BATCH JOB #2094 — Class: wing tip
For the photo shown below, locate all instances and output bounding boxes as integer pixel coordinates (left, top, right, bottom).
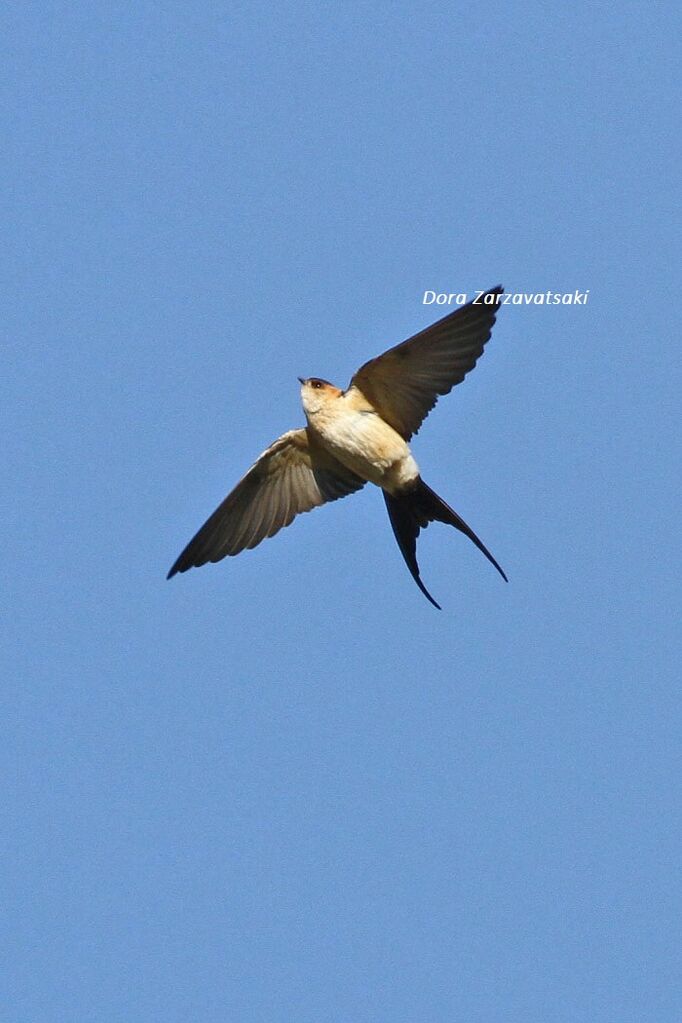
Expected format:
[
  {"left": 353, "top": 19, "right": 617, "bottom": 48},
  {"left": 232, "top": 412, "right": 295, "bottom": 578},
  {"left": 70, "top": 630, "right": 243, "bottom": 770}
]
[
  {"left": 167, "top": 552, "right": 197, "bottom": 579},
  {"left": 476, "top": 284, "right": 504, "bottom": 309}
]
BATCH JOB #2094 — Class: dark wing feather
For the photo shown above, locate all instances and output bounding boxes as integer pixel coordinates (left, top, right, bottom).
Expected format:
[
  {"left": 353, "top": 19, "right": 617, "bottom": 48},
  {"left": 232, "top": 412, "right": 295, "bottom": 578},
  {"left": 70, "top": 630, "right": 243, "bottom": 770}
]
[
  {"left": 167, "top": 428, "right": 364, "bottom": 577},
  {"left": 349, "top": 286, "right": 503, "bottom": 439}
]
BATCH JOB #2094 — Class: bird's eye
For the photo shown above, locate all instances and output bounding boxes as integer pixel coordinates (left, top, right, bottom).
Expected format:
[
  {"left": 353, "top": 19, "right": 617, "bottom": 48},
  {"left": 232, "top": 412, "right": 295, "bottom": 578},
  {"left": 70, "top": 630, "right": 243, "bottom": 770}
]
[{"left": 312, "top": 380, "right": 323, "bottom": 389}]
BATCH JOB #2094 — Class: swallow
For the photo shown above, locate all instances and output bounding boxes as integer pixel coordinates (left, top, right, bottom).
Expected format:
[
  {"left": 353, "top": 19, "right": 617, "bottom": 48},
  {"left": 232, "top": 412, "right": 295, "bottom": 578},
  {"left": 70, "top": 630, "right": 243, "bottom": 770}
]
[{"left": 168, "top": 286, "right": 507, "bottom": 608}]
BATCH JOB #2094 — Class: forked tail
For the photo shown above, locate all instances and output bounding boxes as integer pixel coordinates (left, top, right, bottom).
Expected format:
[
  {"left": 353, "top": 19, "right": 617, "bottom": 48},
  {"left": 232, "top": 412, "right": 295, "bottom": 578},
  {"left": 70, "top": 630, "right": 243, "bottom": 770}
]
[{"left": 383, "top": 478, "right": 507, "bottom": 610}]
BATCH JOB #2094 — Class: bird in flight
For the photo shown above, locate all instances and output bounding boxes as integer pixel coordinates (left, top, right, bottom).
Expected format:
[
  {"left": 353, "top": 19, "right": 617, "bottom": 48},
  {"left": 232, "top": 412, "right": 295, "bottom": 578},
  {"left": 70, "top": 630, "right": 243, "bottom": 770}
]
[{"left": 168, "top": 287, "right": 507, "bottom": 608}]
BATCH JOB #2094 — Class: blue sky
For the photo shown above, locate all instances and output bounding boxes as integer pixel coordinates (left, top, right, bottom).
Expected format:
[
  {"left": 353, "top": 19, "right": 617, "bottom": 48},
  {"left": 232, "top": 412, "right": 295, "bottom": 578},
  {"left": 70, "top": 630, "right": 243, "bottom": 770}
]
[{"left": 3, "top": 3, "right": 680, "bottom": 1020}]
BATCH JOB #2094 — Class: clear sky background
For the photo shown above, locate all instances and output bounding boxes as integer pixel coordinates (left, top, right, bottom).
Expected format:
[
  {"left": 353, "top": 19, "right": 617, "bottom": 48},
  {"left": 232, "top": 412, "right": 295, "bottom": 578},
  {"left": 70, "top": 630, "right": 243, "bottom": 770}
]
[{"left": 3, "top": 3, "right": 680, "bottom": 1021}]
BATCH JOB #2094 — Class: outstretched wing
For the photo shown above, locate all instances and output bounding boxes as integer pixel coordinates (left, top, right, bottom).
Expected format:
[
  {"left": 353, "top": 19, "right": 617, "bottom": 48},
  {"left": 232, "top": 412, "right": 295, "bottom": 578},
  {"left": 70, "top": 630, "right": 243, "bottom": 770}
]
[
  {"left": 348, "top": 286, "right": 503, "bottom": 440},
  {"left": 167, "top": 428, "right": 365, "bottom": 577}
]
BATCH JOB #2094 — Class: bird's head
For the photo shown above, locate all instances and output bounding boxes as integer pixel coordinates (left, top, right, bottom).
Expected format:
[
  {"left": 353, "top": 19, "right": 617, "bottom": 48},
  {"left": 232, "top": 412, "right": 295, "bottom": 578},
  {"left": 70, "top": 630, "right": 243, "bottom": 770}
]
[{"left": 298, "top": 377, "right": 342, "bottom": 415}]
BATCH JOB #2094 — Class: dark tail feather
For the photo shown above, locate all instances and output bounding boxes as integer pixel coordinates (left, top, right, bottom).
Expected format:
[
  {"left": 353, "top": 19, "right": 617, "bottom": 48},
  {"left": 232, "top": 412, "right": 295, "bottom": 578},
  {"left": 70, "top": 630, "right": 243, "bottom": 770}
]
[{"left": 383, "top": 478, "right": 507, "bottom": 609}]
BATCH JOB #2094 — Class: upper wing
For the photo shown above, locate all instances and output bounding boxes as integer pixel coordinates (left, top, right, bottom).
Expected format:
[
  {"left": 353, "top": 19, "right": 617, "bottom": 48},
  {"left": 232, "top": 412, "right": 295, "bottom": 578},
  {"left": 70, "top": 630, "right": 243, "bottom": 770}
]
[
  {"left": 167, "top": 428, "right": 365, "bottom": 577},
  {"left": 348, "top": 286, "right": 504, "bottom": 440}
]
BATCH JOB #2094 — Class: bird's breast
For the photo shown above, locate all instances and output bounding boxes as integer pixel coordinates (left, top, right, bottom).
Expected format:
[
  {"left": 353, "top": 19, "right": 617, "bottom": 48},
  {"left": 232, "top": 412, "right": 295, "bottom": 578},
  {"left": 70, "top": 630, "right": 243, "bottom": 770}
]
[{"left": 308, "top": 405, "right": 418, "bottom": 491}]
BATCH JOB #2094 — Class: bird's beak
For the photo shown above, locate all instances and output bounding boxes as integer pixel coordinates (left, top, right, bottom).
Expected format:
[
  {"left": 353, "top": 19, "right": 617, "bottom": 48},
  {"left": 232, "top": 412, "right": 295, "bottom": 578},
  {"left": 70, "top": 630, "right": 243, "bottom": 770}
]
[{"left": 297, "top": 376, "right": 306, "bottom": 385}]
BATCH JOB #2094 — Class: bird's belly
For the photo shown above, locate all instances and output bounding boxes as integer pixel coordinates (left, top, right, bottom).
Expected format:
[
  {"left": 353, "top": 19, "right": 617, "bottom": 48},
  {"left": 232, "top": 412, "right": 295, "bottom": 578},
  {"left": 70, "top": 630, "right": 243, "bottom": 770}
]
[{"left": 312, "top": 410, "right": 419, "bottom": 491}]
